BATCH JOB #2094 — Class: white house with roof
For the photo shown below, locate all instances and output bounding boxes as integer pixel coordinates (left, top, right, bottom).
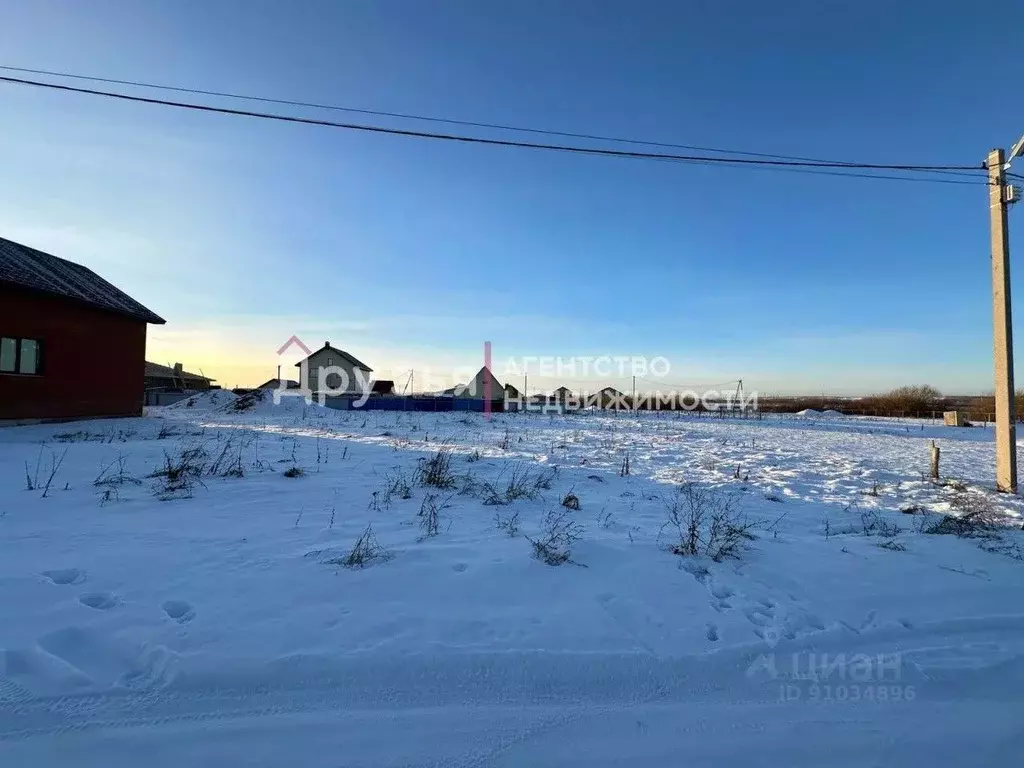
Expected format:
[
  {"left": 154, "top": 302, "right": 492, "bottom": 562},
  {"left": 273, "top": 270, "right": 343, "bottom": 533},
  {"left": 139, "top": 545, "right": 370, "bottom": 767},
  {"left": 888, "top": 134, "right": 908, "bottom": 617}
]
[{"left": 295, "top": 341, "right": 373, "bottom": 395}]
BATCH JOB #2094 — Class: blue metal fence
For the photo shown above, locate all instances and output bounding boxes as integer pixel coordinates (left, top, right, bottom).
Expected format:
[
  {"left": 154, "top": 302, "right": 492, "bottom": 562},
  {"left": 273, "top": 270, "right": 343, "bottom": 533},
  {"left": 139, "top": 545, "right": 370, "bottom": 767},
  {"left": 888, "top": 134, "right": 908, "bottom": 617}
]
[{"left": 323, "top": 396, "right": 504, "bottom": 412}]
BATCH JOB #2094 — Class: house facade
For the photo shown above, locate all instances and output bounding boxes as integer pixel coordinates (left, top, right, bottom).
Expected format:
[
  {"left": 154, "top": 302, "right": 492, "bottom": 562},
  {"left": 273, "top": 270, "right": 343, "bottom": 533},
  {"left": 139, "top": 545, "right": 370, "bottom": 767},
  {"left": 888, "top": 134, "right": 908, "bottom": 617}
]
[
  {"left": 296, "top": 342, "right": 373, "bottom": 396},
  {"left": 0, "top": 237, "right": 165, "bottom": 421},
  {"left": 454, "top": 367, "right": 503, "bottom": 400}
]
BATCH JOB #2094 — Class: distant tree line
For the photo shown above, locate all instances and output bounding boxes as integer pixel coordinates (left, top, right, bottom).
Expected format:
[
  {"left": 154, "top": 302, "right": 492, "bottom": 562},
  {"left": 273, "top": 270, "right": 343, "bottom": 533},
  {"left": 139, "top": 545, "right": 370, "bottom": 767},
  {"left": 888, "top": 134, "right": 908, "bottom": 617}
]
[{"left": 760, "top": 384, "right": 1024, "bottom": 422}]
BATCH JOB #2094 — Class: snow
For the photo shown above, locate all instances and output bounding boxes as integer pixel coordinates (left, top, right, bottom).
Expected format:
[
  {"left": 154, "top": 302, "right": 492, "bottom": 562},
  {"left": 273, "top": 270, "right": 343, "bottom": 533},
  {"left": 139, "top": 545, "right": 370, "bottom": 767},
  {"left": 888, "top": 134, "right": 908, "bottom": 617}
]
[
  {"left": 164, "top": 389, "right": 237, "bottom": 411},
  {"left": 2, "top": 408, "right": 1024, "bottom": 766},
  {"left": 797, "top": 408, "right": 847, "bottom": 419},
  {"left": 219, "top": 387, "right": 322, "bottom": 415}
]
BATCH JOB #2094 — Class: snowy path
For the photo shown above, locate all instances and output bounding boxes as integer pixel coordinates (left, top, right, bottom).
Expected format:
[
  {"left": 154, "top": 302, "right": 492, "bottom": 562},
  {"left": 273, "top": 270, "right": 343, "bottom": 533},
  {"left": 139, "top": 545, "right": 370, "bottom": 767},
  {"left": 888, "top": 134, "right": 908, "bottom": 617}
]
[
  {"left": 2, "top": 402, "right": 1024, "bottom": 765},
  {"left": 3, "top": 625, "right": 1023, "bottom": 767}
]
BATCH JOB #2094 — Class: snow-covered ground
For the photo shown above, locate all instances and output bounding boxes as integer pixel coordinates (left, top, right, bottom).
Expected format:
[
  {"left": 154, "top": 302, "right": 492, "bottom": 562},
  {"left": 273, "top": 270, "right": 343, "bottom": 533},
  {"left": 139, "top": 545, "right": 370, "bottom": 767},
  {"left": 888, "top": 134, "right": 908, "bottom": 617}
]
[{"left": 3, "top": 397, "right": 1024, "bottom": 766}]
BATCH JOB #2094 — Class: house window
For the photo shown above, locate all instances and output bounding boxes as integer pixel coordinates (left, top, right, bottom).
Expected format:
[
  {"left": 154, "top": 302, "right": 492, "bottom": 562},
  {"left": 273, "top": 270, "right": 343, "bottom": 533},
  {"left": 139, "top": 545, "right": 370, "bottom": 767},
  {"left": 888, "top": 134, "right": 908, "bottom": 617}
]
[
  {"left": 0, "top": 337, "right": 42, "bottom": 375},
  {"left": 327, "top": 357, "right": 334, "bottom": 366},
  {"left": 0, "top": 338, "right": 14, "bottom": 372}
]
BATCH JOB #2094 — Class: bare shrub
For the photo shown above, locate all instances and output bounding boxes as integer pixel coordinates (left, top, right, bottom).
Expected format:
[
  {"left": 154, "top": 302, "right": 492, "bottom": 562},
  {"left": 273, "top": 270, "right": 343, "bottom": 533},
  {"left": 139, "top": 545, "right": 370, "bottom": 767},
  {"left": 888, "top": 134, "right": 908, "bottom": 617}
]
[
  {"left": 922, "top": 511, "right": 997, "bottom": 538},
  {"left": 383, "top": 468, "right": 413, "bottom": 504},
  {"left": 94, "top": 454, "right": 140, "bottom": 488},
  {"left": 150, "top": 444, "right": 208, "bottom": 499},
  {"left": 619, "top": 453, "right": 631, "bottom": 477},
  {"left": 418, "top": 493, "right": 442, "bottom": 539},
  {"left": 533, "top": 466, "right": 557, "bottom": 491},
  {"left": 208, "top": 437, "right": 245, "bottom": 478},
  {"left": 25, "top": 446, "right": 69, "bottom": 497},
  {"left": 527, "top": 508, "right": 584, "bottom": 566},
  {"left": 494, "top": 508, "right": 520, "bottom": 537},
  {"left": 39, "top": 448, "right": 68, "bottom": 498},
  {"left": 859, "top": 510, "right": 901, "bottom": 538},
  {"left": 456, "top": 472, "right": 480, "bottom": 497},
  {"left": 327, "top": 524, "right": 392, "bottom": 569},
  {"left": 659, "top": 483, "right": 757, "bottom": 562},
  {"left": 484, "top": 464, "right": 528, "bottom": 505},
  {"left": 417, "top": 449, "right": 456, "bottom": 489},
  {"left": 156, "top": 423, "right": 179, "bottom": 440},
  {"left": 467, "top": 449, "right": 482, "bottom": 463},
  {"left": 978, "top": 538, "right": 1024, "bottom": 560},
  {"left": 283, "top": 466, "right": 305, "bottom": 478},
  {"left": 24, "top": 446, "right": 43, "bottom": 491},
  {"left": 878, "top": 540, "right": 907, "bottom": 552},
  {"left": 561, "top": 491, "right": 580, "bottom": 510}
]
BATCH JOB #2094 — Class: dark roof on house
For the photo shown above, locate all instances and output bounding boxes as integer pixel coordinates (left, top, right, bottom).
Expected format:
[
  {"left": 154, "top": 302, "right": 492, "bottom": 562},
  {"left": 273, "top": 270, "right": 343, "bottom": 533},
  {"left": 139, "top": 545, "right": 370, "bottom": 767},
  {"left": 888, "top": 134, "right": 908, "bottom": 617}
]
[
  {"left": 145, "top": 362, "right": 213, "bottom": 383},
  {"left": 294, "top": 342, "right": 372, "bottom": 372},
  {"left": 504, "top": 383, "right": 521, "bottom": 396},
  {"left": 370, "top": 380, "right": 395, "bottom": 394},
  {"left": 0, "top": 236, "right": 165, "bottom": 324},
  {"left": 257, "top": 378, "right": 299, "bottom": 389},
  {"left": 600, "top": 387, "right": 625, "bottom": 395}
]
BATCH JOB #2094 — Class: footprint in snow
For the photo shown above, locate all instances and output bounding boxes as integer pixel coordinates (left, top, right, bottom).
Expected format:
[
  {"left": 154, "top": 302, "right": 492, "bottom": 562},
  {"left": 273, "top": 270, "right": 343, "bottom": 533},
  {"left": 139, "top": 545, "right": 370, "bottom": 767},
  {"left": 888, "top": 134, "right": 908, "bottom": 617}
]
[
  {"left": 43, "top": 568, "right": 85, "bottom": 585},
  {"left": 162, "top": 600, "right": 195, "bottom": 624},
  {"left": 710, "top": 585, "right": 734, "bottom": 600},
  {"left": 79, "top": 592, "right": 118, "bottom": 610},
  {"left": 744, "top": 607, "right": 772, "bottom": 627}
]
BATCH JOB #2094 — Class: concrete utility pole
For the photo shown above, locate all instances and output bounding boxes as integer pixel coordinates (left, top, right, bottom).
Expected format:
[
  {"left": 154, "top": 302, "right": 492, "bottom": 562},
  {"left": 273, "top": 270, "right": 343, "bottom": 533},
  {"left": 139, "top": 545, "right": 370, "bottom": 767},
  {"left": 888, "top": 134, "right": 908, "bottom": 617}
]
[{"left": 988, "top": 138, "right": 1024, "bottom": 492}]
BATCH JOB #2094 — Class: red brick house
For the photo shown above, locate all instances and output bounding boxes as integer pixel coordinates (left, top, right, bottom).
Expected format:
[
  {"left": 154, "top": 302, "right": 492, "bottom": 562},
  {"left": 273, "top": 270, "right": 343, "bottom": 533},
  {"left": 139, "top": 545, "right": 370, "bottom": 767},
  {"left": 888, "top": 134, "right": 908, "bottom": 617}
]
[{"left": 0, "top": 236, "right": 165, "bottom": 422}]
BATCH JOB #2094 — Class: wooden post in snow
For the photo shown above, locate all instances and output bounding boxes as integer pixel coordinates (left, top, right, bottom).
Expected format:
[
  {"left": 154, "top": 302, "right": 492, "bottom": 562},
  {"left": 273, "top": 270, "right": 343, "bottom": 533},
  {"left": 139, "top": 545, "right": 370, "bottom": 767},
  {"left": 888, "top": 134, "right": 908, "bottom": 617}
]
[{"left": 930, "top": 441, "right": 941, "bottom": 481}]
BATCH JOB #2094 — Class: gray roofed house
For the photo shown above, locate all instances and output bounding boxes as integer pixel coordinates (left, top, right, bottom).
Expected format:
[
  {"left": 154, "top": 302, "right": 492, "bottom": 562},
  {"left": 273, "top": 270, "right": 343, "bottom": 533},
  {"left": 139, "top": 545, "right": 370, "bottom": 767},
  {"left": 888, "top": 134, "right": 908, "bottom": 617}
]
[
  {"left": 295, "top": 341, "right": 373, "bottom": 395},
  {"left": 453, "top": 367, "right": 503, "bottom": 400}
]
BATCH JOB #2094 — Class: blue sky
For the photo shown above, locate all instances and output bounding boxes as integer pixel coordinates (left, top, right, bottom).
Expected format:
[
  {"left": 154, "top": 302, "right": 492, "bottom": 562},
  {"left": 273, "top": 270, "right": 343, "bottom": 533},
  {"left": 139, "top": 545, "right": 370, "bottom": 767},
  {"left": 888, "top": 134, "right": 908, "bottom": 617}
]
[{"left": 1, "top": 0, "right": 1022, "bottom": 394}]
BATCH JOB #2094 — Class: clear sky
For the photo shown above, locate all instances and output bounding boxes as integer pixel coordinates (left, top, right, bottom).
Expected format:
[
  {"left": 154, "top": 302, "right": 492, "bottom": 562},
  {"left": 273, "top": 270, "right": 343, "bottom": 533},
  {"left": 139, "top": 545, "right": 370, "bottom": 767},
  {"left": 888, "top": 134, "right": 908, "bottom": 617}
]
[{"left": 1, "top": 0, "right": 1022, "bottom": 395}]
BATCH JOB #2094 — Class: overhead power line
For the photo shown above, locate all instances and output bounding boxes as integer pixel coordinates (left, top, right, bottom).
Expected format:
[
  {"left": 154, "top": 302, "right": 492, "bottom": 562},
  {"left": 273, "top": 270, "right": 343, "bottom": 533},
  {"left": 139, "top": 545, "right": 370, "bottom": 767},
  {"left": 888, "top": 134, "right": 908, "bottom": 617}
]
[
  {"left": 0, "top": 73, "right": 992, "bottom": 185},
  {"left": 637, "top": 376, "right": 741, "bottom": 390},
  {"left": 0, "top": 63, "right": 984, "bottom": 175}
]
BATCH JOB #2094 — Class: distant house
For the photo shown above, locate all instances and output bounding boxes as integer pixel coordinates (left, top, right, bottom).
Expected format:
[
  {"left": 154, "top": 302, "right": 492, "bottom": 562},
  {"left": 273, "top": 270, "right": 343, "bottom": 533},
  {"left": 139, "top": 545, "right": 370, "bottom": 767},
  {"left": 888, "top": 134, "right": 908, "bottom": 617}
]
[
  {"left": 598, "top": 386, "right": 626, "bottom": 408},
  {"left": 552, "top": 386, "right": 573, "bottom": 403},
  {"left": 256, "top": 378, "right": 300, "bottom": 390},
  {"left": 0, "top": 236, "right": 164, "bottom": 421},
  {"left": 453, "top": 367, "right": 503, "bottom": 400},
  {"left": 503, "top": 382, "right": 521, "bottom": 399},
  {"left": 145, "top": 362, "right": 215, "bottom": 392},
  {"left": 295, "top": 341, "right": 372, "bottom": 395},
  {"left": 370, "top": 379, "right": 395, "bottom": 396}
]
